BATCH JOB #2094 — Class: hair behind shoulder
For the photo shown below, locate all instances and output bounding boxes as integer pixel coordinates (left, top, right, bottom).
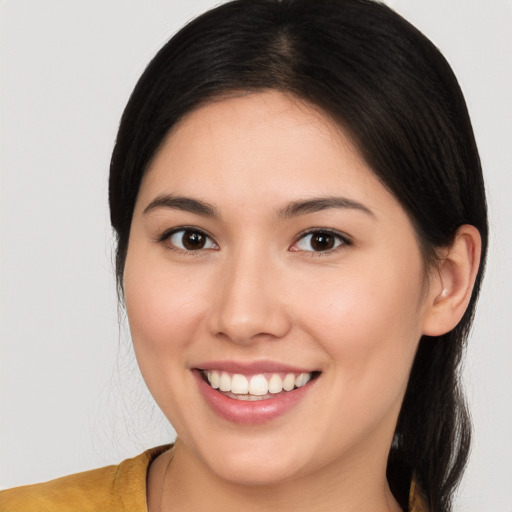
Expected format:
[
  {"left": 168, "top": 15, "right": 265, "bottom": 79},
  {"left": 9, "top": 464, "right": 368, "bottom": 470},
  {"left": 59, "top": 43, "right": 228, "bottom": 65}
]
[{"left": 109, "top": 1, "right": 488, "bottom": 509}]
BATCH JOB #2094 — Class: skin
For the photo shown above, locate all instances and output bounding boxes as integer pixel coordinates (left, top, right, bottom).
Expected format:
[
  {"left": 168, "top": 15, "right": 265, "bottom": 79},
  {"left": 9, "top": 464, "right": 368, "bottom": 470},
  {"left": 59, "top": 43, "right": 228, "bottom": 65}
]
[{"left": 123, "top": 91, "right": 478, "bottom": 511}]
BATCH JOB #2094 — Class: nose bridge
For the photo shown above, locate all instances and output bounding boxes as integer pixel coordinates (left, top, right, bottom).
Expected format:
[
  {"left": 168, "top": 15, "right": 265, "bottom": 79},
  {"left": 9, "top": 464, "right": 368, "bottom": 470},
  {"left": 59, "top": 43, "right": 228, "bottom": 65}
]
[{"left": 209, "top": 243, "right": 290, "bottom": 343}]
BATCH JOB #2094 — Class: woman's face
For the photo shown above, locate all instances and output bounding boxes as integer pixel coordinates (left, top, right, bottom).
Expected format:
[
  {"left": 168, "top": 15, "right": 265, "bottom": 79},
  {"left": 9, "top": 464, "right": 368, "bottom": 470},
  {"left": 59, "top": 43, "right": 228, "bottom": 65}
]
[{"left": 124, "top": 91, "right": 435, "bottom": 485}]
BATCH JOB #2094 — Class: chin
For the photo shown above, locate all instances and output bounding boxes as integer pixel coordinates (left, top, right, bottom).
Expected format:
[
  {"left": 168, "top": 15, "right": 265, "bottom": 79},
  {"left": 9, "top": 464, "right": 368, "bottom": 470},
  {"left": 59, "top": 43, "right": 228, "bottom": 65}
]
[
  {"left": 192, "top": 435, "right": 310, "bottom": 487},
  {"left": 209, "top": 456, "right": 302, "bottom": 487}
]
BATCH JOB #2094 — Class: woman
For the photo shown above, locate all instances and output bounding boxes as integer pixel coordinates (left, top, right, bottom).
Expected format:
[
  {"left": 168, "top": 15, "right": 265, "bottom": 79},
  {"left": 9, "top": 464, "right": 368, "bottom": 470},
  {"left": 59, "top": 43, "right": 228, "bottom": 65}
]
[{"left": 0, "top": 0, "right": 488, "bottom": 511}]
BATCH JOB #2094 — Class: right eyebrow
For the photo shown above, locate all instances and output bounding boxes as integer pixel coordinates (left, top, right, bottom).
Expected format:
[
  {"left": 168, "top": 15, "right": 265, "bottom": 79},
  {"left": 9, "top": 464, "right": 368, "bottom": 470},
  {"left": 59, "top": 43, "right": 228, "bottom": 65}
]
[{"left": 143, "top": 194, "right": 219, "bottom": 218}]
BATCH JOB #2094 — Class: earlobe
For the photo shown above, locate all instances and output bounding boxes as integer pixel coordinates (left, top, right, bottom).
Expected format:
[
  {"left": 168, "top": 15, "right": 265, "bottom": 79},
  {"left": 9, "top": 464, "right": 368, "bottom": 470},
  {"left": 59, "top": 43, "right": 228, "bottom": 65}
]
[{"left": 422, "top": 225, "right": 482, "bottom": 336}]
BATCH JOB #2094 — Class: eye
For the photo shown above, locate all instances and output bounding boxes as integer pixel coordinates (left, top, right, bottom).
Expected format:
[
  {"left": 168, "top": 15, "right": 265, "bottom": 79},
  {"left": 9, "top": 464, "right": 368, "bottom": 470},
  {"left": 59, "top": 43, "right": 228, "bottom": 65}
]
[
  {"left": 166, "top": 229, "right": 218, "bottom": 252},
  {"left": 291, "top": 230, "right": 349, "bottom": 253}
]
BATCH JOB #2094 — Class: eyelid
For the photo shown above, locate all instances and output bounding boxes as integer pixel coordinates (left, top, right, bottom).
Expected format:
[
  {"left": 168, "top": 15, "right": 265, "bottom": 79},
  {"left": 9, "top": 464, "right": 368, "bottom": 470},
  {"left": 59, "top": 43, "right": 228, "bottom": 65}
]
[
  {"left": 157, "top": 226, "right": 219, "bottom": 252},
  {"left": 290, "top": 228, "right": 352, "bottom": 254}
]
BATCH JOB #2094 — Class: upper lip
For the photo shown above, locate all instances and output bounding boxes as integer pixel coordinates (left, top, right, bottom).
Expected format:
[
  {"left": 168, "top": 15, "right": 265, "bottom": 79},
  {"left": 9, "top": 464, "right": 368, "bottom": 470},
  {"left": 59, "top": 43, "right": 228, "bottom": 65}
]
[{"left": 194, "top": 360, "right": 317, "bottom": 375}]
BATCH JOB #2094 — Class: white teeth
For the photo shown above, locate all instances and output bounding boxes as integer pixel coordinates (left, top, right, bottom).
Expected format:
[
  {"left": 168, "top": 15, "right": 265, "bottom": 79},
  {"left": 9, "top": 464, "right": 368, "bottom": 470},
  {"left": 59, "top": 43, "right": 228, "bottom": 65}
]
[
  {"left": 283, "top": 373, "right": 295, "bottom": 391},
  {"left": 268, "top": 374, "right": 283, "bottom": 394},
  {"left": 231, "top": 373, "right": 249, "bottom": 394},
  {"left": 295, "top": 372, "right": 311, "bottom": 388},
  {"left": 209, "top": 370, "right": 220, "bottom": 389},
  {"left": 205, "top": 370, "right": 314, "bottom": 396},
  {"left": 249, "top": 374, "right": 269, "bottom": 396},
  {"left": 219, "top": 372, "right": 231, "bottom": 392}
]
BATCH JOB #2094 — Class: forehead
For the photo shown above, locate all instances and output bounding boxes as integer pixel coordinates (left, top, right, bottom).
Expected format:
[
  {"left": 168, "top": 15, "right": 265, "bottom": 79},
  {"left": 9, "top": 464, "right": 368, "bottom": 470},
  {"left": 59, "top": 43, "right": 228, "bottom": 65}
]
[{"left": 137, "top": 91, "right": 398, "bottom": 220}]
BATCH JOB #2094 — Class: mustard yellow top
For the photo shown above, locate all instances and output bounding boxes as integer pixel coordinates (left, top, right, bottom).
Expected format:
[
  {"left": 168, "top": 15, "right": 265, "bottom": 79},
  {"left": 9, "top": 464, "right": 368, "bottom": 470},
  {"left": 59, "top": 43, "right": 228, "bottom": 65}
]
[
  {"left": 0, "top": 445, "right": 168, "bottom": 512},
  {"left": 0, "top": 445, "right": 427, "bottom": 511}
]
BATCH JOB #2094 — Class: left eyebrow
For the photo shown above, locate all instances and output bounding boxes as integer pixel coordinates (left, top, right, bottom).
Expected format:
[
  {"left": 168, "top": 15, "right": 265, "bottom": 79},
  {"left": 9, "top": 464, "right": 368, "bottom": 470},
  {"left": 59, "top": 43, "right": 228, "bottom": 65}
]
[{"left": 277, "top": 196, "right": 375, "bottom": 219}]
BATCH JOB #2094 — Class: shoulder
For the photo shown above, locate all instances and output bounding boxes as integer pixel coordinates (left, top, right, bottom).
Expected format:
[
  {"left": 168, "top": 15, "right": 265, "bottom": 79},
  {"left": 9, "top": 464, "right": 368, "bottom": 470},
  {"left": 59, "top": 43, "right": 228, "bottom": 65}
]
[
  {"left": 0, "top": 463, "right": 122, "bottom": 512},
  {"left": 0, "top": 445, "right": 170, "bottom": 512}
]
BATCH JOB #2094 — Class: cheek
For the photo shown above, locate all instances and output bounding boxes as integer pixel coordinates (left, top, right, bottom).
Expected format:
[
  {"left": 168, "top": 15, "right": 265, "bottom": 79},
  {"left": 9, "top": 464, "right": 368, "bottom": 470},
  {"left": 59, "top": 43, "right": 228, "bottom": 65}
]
[
  {"left": 123, "top": 251, "right": 211, "bottom": 367},
  {"left": 122, "top": 253, "right": 217, "bottom": 434},
  {"left": 297, "top": 257, "right": 425, "bottom": 392},
  {"left": 292, "top": 264, "right": 426, "bottom": 455}
]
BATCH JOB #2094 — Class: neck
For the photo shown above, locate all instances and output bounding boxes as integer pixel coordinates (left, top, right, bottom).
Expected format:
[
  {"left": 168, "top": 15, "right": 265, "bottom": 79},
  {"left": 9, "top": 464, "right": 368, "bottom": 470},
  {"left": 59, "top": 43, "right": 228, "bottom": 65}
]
[{"left": 150, "top": 439, "right": 402, "bottom": 512}]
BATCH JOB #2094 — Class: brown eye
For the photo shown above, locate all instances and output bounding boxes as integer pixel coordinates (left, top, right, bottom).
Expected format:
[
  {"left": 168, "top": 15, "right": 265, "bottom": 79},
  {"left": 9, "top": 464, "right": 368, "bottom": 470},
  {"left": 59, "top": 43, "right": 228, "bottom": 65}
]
[
  {"left": 182, "top": 230, "right": 206, "bottom": 250},
  {"left": 169, "top": 229, "right": 218, "bottom": 251},
  {"left": 310, "top": 233, "right": 336, "bottom": 251},
  {"left": 292, "top": 230, "right": 346, "bottom": 253}
]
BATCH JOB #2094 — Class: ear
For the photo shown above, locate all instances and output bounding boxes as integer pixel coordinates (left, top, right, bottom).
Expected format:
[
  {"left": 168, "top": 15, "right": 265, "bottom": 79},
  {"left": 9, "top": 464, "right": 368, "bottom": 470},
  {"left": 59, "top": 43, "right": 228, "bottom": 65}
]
[{"left": 422, "top": 224, "right": 482, "bottom": 336}]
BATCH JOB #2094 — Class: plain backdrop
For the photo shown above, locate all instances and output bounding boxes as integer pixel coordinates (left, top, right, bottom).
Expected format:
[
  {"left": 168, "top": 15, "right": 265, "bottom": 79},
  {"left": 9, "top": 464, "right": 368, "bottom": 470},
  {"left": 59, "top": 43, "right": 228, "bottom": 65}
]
[{"left": 1, "top": 1, "right": 511, "bottom": 510}]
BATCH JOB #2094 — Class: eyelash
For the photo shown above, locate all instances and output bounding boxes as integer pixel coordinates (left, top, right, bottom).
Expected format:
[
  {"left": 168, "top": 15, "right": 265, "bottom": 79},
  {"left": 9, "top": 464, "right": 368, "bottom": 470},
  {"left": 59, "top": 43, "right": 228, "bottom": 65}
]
[
  {"left": 291, "top": 228, "right": 352, "bottom": 256},
  {"left": 158, "top": 226, "right": 218, "bottom": 256},
  {"left": 157, "top": 227, "right": 352, "bottom": 256}
]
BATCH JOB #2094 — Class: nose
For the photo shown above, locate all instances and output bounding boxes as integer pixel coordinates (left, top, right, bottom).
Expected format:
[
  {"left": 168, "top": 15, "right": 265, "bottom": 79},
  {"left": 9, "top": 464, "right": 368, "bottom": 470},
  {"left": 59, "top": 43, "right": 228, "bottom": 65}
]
[{"left": 207, "top": 249, "right": 292, "bottom": 344}]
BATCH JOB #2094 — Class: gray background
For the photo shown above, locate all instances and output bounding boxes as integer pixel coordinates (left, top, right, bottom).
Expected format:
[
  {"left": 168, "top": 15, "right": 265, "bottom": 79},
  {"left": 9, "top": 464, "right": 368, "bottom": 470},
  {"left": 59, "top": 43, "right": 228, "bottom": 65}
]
[{"left": 1, "top": 1, "right": 511, "bottom": 510}]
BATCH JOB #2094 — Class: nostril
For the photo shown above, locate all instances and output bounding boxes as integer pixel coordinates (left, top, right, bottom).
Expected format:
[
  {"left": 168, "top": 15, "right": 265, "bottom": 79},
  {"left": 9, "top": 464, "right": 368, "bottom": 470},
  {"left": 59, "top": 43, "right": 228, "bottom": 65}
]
[{"left": 207, "top": 307, "right": 293, "bottom": 345}]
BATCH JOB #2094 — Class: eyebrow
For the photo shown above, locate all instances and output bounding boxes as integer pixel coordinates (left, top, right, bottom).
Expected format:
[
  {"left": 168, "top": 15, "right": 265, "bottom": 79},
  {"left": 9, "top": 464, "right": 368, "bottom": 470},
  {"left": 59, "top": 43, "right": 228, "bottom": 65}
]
[
  {"left": 277, "top": 196, "right": 374, "bottom": 218},
  {"left": 143, "top": 194, "right": 219, "bottom": 218},
  {"left": 143, "top": 194, "right": 374, "bottom": 219}
]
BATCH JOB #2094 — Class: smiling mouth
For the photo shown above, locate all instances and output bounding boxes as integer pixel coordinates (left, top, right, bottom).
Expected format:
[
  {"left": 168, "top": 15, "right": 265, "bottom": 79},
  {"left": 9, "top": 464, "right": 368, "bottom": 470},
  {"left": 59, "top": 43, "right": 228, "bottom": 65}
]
[{"left": 200, "top": 370, "right": 320, "bottom": 401}]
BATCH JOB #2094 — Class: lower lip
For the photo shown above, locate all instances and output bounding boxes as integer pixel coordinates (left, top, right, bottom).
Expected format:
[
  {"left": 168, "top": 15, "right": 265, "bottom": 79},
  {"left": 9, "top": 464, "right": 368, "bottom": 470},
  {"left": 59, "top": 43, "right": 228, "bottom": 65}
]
[{"left": 193, "top": 370, "right": 317, "bottom": 424}]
